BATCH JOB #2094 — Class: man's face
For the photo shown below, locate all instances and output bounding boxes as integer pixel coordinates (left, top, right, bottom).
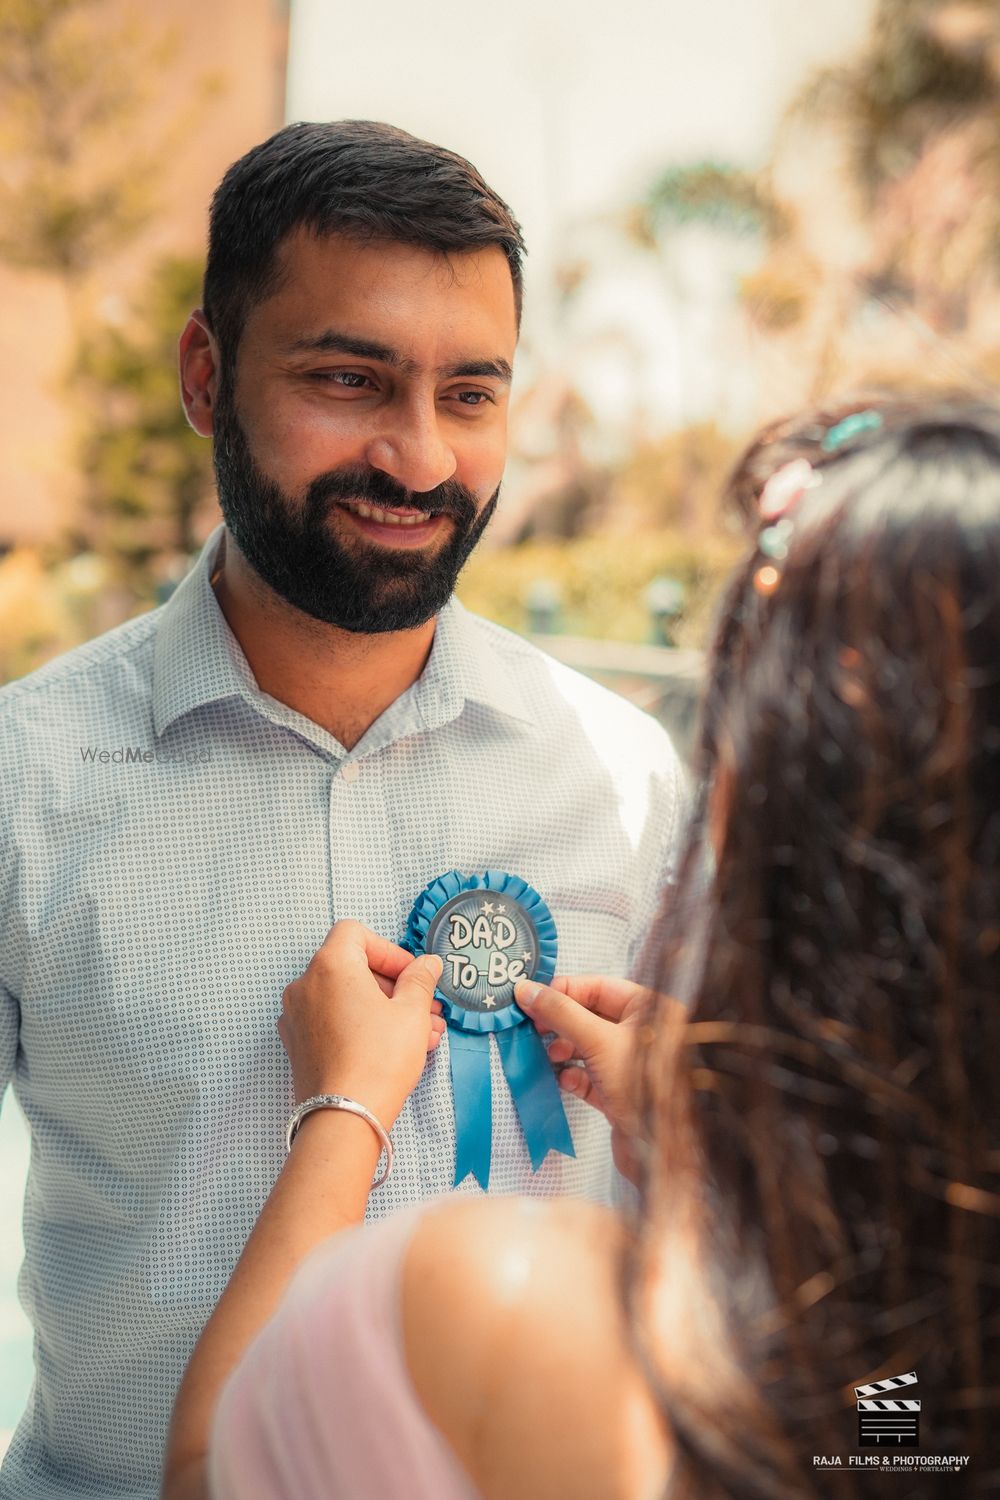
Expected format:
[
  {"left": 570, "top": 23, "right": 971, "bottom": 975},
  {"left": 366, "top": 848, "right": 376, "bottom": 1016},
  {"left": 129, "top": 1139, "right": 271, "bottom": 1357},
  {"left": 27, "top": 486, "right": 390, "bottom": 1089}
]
[{"left": 211, "top": 229, "right": 518, "bottom": 633}]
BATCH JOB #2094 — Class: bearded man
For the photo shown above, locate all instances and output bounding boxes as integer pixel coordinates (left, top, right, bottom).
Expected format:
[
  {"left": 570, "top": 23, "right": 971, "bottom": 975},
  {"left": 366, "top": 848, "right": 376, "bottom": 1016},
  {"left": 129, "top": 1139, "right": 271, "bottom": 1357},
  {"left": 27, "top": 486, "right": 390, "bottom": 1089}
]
[{"left": 0, "top": 120, "right": 685, "bottom": 1498}]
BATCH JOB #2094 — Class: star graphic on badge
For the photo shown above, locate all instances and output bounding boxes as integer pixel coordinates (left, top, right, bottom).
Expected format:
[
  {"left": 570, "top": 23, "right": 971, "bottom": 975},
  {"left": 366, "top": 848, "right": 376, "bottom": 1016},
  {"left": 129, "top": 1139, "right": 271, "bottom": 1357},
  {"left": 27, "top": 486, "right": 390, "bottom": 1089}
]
[
  {"left": 484, "top": 994, "right": 496, "bottom": 1008},
  {"left": 481, "top": 901, "right": 494, "bottom": 914},
  {"left": 521, "top": 951, "right": 532, "bottom": 964},
  {"left": 496, "top": 904, "right": 507, "bottom": 913}
]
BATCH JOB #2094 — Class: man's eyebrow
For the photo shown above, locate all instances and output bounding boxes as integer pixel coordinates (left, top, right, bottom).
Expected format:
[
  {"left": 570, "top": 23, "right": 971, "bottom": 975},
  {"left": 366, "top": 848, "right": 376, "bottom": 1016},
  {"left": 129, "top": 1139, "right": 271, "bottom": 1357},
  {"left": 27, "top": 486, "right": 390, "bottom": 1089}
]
[
  {"left": 284, "top": 331, "right": 400, "bottom": 363},
  {"left": 283, "top": 331, "right": 512, "bottom": 384},
  {"left": 440, "top": 358, "right": 513, "bottom": 384}
]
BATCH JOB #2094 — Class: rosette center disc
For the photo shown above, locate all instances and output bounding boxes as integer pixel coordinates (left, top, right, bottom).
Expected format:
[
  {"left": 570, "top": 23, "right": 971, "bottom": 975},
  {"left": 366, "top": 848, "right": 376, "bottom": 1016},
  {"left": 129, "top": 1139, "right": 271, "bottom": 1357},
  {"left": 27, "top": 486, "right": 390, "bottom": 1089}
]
[{"left": 425, "top": 891, "right": 539, "bottom": 1015}]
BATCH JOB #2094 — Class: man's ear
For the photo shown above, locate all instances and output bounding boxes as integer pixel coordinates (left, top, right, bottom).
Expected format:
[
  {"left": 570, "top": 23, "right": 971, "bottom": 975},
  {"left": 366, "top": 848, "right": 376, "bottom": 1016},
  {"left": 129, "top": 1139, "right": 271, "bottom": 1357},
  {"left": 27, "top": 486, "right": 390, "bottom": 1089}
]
[{"left": 178, "top": 309, "right": 222, "bottom": 438}]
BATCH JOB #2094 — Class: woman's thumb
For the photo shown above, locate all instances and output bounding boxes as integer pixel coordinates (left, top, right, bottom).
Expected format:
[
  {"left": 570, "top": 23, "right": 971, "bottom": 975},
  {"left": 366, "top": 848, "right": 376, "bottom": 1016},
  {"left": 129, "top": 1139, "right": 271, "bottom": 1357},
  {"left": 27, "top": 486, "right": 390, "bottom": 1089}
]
[
  {"left": 395, "top": 953, "right": 443, "bottom": 1007},
  {"left": 515, "top": 979, "right": 602, "bottom": 1057}
]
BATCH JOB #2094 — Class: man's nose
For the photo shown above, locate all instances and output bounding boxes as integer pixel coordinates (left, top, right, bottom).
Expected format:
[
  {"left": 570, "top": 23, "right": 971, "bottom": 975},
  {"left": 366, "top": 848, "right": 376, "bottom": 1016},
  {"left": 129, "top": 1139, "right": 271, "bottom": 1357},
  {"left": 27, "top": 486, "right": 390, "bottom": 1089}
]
[{"left": 364, "top": 397, "right": 457, "bottom": 495}]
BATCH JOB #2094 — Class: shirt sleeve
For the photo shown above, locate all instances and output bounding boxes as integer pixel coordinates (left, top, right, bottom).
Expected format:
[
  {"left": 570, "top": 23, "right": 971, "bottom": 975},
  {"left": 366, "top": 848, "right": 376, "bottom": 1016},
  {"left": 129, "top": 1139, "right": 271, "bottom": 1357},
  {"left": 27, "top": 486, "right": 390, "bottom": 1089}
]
[
  {"left": 625, "top": 726, "right": 693, "bottom": 989},
  {"left": 0, "top": 707, "right": 23, "bottom": 1102},
  {"left": 0, "top": 982, "right": 16, "bottom": 1106}
]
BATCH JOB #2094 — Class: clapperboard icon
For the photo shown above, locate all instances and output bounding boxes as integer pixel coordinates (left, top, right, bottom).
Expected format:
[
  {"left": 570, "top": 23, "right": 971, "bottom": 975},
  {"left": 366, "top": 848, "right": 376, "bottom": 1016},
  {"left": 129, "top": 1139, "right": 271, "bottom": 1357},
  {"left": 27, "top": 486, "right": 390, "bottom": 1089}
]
[{"left": 855, "top": 1370, "right": 920, "bottom": 1447}]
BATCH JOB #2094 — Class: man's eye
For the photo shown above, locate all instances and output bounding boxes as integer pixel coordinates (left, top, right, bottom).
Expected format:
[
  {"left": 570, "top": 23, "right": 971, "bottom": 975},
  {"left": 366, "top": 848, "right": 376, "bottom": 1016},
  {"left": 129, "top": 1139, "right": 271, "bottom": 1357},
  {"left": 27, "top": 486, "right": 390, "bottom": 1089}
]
[
  {"left": 309, "top": 371, "right": 371, "bottom": 388},
  {"left": 453, "top": 390, "right": 493, "bottom": 406}
]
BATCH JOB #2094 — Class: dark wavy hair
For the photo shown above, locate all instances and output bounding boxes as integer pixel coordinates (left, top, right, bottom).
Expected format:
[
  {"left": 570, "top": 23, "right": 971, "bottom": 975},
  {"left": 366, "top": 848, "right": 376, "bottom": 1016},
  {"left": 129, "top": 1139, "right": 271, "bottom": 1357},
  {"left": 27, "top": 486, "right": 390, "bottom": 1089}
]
[
  {"left": 627, "top": 396, "right": 1000, "bottom": 1499},
  {"left": 202, "top": 119, "right": 526, "bottom": 366}
]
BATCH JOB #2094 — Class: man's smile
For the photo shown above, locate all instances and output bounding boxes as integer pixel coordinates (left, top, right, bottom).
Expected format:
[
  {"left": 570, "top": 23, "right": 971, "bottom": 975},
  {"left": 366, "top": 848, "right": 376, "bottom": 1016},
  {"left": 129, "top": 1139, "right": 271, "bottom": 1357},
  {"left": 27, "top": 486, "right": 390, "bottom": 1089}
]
[{"left": 334, "top": 501, "right": 450, "bottom": 548}]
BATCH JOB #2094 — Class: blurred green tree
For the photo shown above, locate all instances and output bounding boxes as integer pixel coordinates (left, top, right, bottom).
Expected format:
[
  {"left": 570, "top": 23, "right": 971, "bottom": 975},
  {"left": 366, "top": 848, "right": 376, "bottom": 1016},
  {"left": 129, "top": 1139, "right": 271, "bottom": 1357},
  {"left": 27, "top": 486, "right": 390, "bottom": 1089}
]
[
  {"left": 792, "top": 0, "right": 999, "bottom": 208},
  {"left": 0, "top": 0, "right": 223, "bottom": 604},
  {"left": 637, "top": 160, "right": 787, "bottom": 245},
  {"left": 782, "top": 0, "right": 1000, "bottom": 368},
  {"left": 68, "top": 255, "right": 215, "bottom": 599},
  {"left": 616, "top": 1, "right": 1000, "bottom": 406},
  {"left": 0, "top": 0, "right": 219, "bottom": 317},
  {"left": 613, "top": 163, "right": 781, "bottom": 529}
]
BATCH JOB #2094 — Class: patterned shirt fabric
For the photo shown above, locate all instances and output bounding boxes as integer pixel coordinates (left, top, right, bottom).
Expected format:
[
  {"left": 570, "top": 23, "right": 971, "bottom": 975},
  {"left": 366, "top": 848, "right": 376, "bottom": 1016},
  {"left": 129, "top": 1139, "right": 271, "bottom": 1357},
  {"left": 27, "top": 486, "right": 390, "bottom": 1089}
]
[{"left": 0, "top": 522, "right": 686, "bottom": 1499}]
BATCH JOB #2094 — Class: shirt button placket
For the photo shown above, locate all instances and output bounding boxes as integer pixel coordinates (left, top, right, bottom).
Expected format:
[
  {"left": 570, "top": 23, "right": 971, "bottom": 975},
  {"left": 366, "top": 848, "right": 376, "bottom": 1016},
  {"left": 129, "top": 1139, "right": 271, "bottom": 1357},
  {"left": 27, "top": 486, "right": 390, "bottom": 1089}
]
[{"left": 327, "top": 755, "right": 394, "bottom": 932}]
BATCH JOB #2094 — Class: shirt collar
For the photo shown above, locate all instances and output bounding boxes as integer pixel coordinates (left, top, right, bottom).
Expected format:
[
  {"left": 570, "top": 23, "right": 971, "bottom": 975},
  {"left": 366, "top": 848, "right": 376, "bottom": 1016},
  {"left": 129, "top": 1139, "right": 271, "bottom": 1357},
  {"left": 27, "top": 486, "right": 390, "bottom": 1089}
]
[
  {"left": 414, "top": 594, "right": 534, "bottom": 731},
  {"left": 152, "top": 524, "right": 255, "bottom": 738},
  {"left": 152, "top": 522, "right": 535, "bottom": 741}
]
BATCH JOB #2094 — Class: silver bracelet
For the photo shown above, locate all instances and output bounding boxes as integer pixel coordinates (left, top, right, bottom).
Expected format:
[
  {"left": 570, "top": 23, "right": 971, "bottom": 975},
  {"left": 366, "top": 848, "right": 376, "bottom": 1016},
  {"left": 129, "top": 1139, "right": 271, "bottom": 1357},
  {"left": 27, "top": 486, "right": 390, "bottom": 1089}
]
[{"left": 285, "top": 1094, "right": 394, "bottom": 1187}]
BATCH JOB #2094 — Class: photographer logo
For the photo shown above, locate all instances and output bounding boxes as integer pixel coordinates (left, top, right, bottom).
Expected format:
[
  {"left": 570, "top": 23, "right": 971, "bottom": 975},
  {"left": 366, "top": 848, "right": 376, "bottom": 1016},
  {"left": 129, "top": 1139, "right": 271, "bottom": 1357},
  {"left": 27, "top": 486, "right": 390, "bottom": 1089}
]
[{"left": 855, "top": 1370, "right": 920, "bottom": 1447}]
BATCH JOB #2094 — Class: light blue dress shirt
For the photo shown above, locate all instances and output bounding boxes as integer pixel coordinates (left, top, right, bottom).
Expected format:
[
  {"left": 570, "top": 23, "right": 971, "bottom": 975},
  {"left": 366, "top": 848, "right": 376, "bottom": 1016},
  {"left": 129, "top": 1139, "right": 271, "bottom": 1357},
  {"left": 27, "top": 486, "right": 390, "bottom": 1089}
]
[{"left": 0, "top": 523, "right": 686, "bottom": 1498}]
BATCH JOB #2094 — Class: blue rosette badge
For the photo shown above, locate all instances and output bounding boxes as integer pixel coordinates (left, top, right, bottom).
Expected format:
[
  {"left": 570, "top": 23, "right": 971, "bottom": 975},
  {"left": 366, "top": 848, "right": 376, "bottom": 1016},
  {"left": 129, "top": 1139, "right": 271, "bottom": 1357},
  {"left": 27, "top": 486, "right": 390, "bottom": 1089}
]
[{"left": 406, "top": 870, "right": 576, "bottom": 1190}]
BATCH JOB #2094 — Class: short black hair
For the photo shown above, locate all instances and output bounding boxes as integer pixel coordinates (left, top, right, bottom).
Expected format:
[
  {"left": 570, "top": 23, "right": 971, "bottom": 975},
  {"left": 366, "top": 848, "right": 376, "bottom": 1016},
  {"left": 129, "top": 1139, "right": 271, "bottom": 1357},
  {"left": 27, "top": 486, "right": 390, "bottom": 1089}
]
[{"left": 202, "top": 119, "right": 526, "bottom": 364}]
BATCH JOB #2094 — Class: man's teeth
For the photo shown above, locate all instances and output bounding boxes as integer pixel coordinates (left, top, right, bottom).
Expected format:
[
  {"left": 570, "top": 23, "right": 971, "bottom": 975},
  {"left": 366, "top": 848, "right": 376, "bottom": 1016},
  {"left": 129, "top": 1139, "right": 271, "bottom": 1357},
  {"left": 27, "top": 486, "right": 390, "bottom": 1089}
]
[{"left": 342, "top": 502, "right": 433, "bottom": 527}]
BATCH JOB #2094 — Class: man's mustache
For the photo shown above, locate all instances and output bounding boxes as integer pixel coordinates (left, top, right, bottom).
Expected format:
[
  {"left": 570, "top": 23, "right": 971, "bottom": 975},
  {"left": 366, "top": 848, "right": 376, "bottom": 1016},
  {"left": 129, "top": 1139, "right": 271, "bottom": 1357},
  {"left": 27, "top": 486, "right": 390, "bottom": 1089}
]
[{"left": 306, "top": 466, "right": 479, "bottom": 524}]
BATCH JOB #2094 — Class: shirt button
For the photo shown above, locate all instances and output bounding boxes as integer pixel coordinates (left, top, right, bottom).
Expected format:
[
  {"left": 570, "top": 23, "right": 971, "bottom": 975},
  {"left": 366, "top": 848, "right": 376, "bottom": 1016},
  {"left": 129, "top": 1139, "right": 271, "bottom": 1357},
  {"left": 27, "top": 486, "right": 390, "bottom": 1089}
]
[{"left": 339, "top": 760, "right": 360, "bottom": 784}]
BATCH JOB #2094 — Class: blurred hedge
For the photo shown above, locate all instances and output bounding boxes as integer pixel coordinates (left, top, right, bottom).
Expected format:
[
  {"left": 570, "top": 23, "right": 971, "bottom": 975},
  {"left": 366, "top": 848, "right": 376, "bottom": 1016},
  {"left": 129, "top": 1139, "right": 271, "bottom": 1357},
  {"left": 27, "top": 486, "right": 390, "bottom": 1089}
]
[{"left": 457, "top": 529, "right": 744, "bottom": 648}]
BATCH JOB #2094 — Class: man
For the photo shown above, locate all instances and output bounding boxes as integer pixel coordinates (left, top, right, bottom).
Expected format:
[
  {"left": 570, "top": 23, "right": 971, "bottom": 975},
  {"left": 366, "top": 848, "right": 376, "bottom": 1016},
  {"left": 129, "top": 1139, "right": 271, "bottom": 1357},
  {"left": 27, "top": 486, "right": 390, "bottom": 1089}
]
[{"left": 0, "top": 120, "right": 686, "bottom": 1497}]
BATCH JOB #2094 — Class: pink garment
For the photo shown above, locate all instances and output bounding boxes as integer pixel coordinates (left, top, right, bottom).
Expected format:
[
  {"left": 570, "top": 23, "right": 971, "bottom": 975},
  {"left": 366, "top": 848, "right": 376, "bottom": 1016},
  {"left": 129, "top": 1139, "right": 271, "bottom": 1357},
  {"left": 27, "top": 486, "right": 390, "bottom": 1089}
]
[{"left": 209, "top": 1201, "right": 481, "bottom": 1500}]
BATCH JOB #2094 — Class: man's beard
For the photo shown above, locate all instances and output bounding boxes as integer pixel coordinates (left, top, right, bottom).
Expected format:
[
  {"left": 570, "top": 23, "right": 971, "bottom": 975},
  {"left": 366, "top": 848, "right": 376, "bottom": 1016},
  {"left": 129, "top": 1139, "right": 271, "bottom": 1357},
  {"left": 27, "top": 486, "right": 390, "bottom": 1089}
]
[{"left": 210, "top": 377, "right": 499, "bottom": 634}]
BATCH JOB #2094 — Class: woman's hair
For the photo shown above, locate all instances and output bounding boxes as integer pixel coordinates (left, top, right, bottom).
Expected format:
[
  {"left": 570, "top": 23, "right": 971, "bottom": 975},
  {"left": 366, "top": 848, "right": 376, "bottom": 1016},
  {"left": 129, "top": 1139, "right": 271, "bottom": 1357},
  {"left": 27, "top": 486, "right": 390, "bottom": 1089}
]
[
  {"left": 628, "top": 396, "right": 1000, "bottom": 1498},
  {"left": 720, "top": 396, "right": 891, "bottom": 528}
]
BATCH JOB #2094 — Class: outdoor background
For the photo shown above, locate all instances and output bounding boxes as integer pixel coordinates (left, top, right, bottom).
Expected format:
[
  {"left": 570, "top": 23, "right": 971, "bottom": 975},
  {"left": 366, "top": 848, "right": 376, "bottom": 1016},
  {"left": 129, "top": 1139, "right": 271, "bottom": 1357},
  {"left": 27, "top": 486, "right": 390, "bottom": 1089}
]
[{"left": 4, "top": 0, "right": 1000, "bottom": 1451}]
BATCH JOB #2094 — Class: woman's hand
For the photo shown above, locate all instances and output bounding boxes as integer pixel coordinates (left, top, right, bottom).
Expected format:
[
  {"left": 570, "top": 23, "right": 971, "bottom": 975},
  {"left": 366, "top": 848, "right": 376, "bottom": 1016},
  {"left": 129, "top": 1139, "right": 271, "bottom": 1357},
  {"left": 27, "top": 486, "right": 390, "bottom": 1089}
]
[
  {"left": 515, "top": 974, "right": 667, "bottom": 1184},
  {"left": 278, "top": 920, "right": 445, "bottom": 1129},
  {"left": 516, "top": 974, "right": 649, "bottom": 1126}
]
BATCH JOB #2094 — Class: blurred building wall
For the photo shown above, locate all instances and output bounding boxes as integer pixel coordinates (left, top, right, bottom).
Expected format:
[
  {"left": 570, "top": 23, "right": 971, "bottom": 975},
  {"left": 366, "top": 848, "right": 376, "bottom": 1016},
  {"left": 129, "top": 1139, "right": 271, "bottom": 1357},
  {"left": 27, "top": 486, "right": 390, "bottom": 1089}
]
[{"left": 0, "top": 0, "right": 289, "bottom": 547}]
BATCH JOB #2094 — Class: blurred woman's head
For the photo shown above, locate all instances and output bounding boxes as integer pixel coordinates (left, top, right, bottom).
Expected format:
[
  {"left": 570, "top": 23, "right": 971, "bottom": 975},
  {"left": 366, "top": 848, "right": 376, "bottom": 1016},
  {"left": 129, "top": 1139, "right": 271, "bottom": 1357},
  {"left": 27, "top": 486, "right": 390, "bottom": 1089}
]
[{"left": 632, "top": 397, "right": 1000, "bottom": 1499}]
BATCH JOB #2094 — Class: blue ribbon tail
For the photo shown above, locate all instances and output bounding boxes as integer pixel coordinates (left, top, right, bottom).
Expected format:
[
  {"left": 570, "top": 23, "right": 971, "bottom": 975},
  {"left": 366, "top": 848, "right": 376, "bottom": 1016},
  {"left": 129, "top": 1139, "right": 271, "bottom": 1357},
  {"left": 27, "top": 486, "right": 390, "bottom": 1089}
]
[
  {"left": 448, "top": 1030, "right": 493, "bottom": 1190},
  {"left": 496, "top": 1024, "right": 576, "bottom": 1172}
]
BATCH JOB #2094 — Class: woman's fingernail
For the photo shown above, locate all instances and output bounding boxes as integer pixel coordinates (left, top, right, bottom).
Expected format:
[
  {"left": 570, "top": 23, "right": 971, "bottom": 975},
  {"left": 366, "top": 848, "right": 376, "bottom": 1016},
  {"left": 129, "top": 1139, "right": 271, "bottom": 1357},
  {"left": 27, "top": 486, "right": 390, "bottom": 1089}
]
[
  {"left": 423, "top": 954, "right": 443, "bottom": 980},
  {"left": 516, "top": 980, "right": 540, "bottom": 1007}
]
